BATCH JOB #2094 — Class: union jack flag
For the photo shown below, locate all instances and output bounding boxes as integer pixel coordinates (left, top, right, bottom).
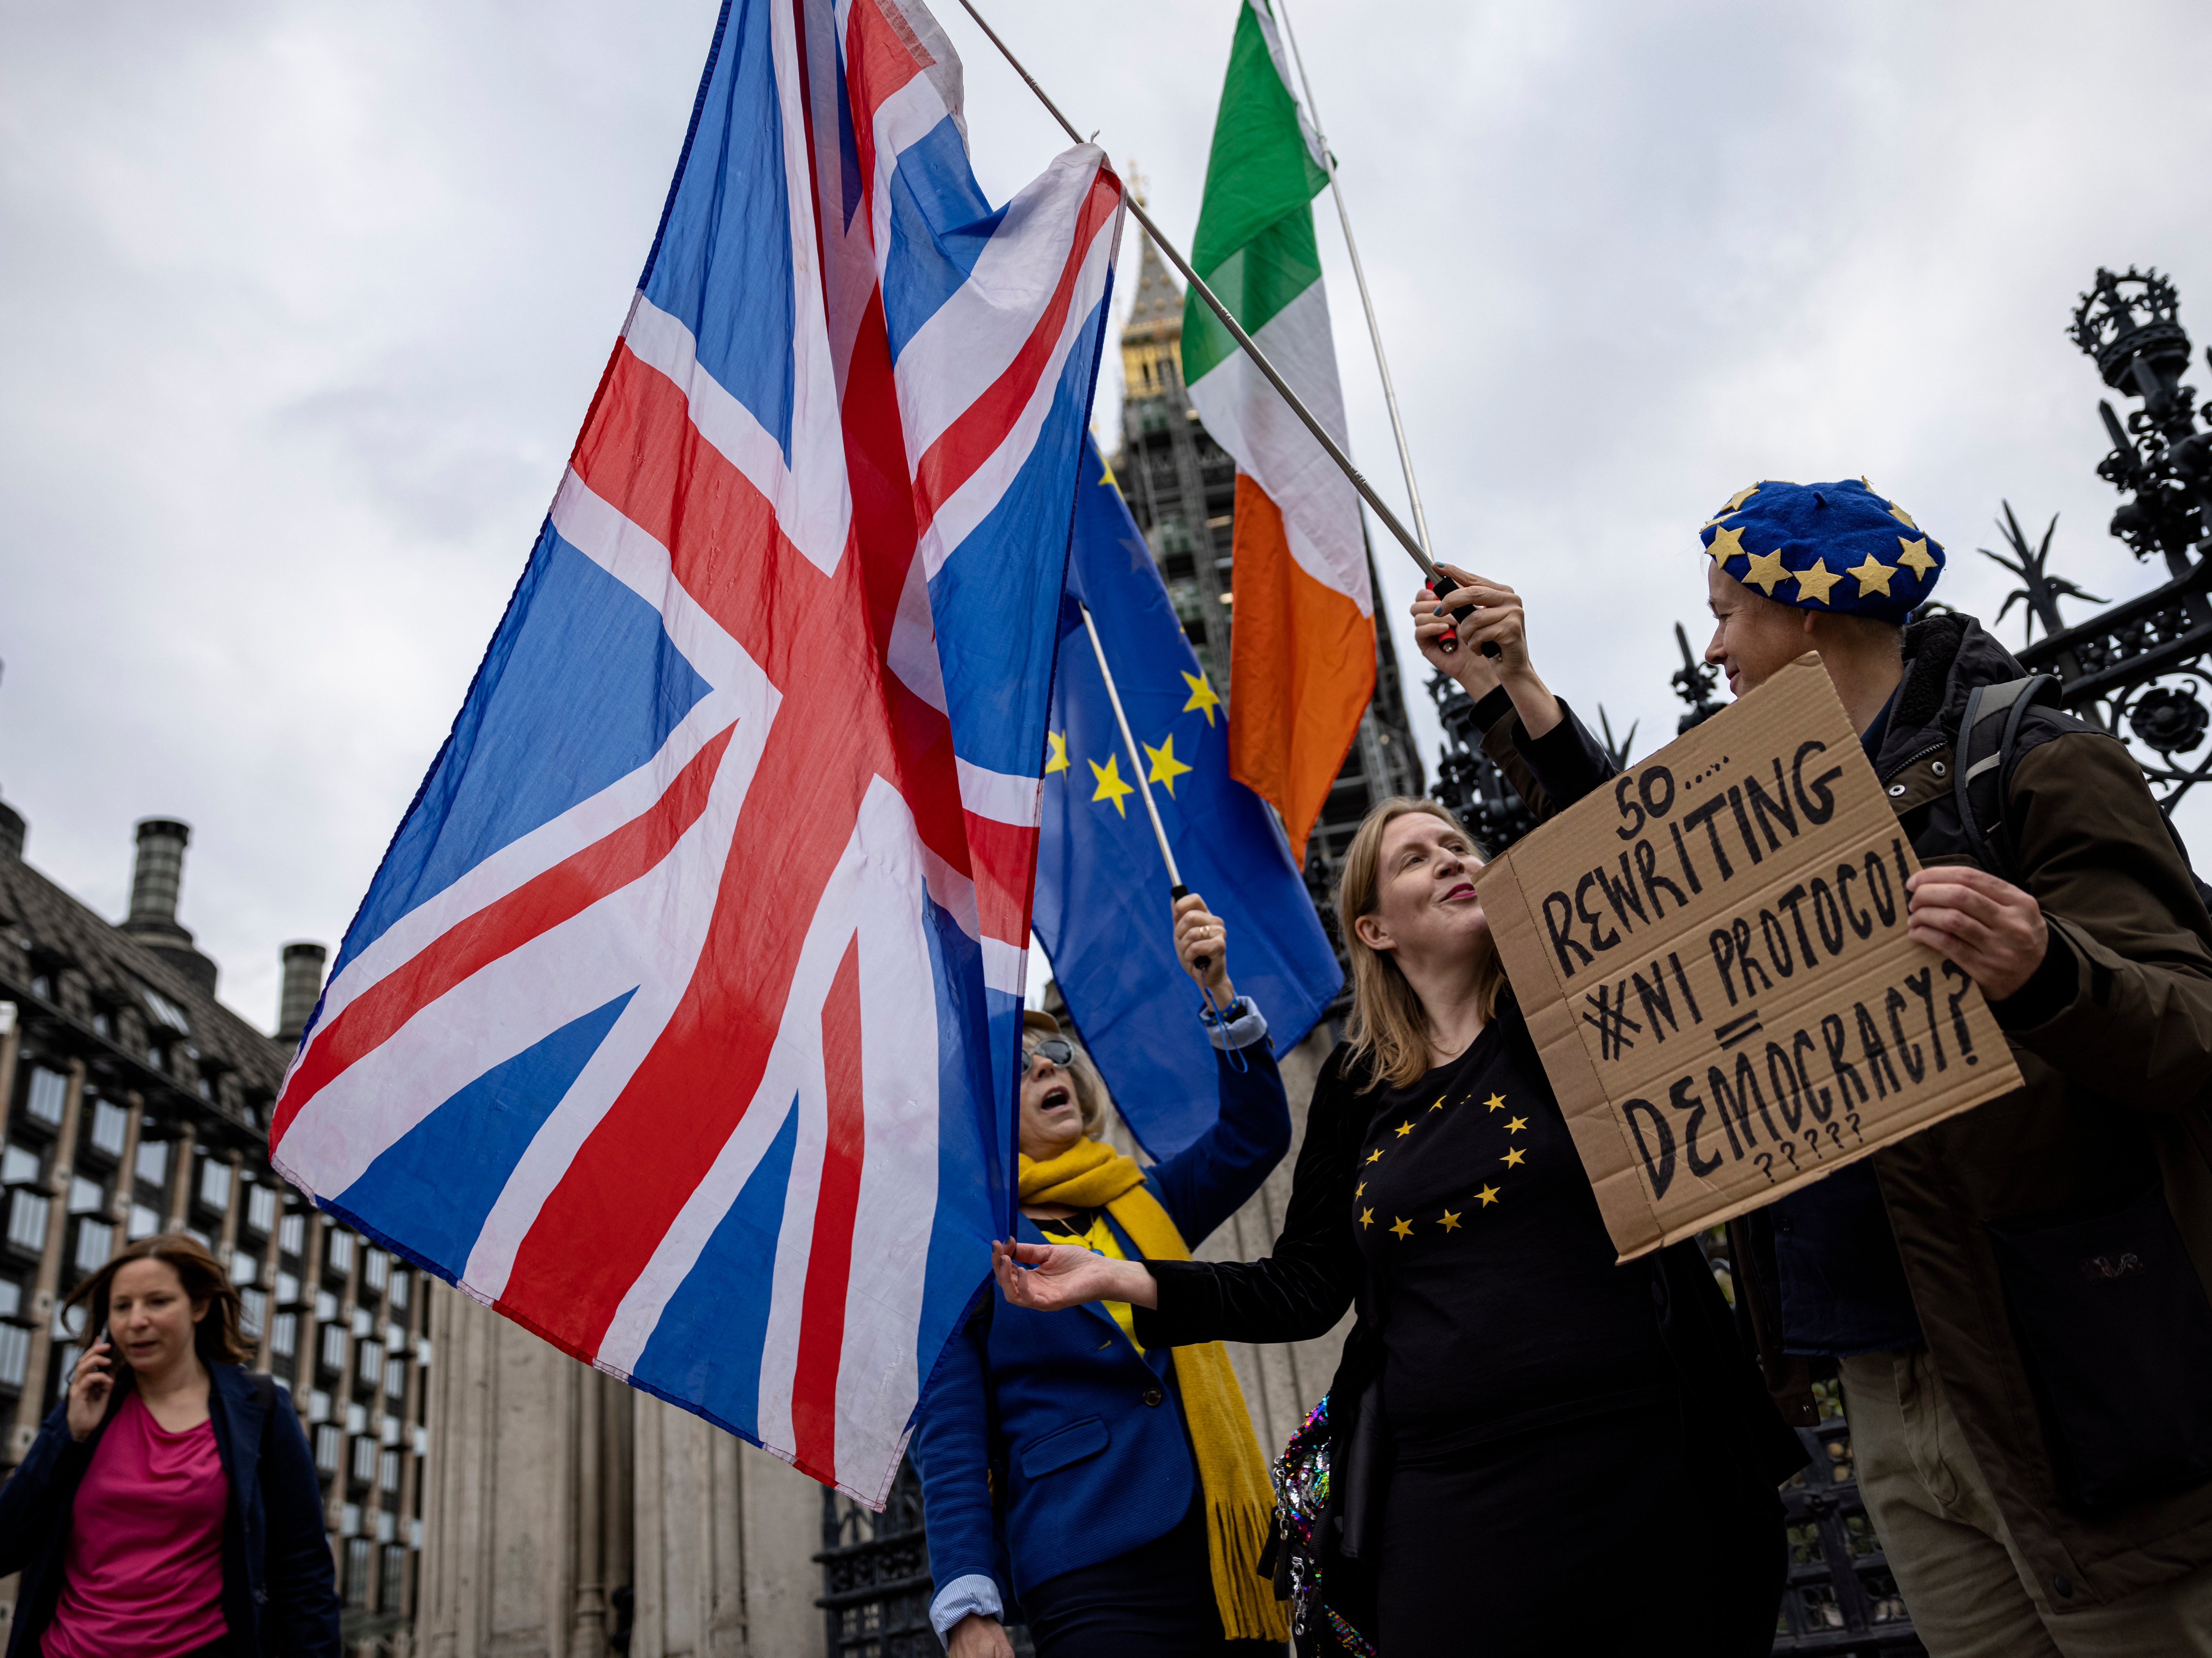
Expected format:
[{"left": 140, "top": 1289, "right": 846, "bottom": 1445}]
[{"left": 268, "top": 0, "right": 1123, "bottom": 1504}]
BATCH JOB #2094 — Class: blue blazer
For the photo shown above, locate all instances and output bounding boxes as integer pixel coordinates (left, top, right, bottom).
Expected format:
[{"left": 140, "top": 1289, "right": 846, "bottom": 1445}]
[
  {"left": 912, "top": 1037, "right": 1291, "bottom": 1612},
  {"left": 0, "top": 1362, "right": 340, "bottom": 1658}
]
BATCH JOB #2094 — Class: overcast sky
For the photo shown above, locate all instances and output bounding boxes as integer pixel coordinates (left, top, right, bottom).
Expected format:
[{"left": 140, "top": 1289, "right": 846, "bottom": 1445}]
[{"left": 3, "top": 0, "right": 2210, "bottom": 1033}]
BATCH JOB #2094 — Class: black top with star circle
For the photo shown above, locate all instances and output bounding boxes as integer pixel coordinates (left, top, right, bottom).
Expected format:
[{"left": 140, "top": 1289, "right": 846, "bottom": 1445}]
[{"left": 1352, "top": 1008, "right": 1668, "bottom": 1439}]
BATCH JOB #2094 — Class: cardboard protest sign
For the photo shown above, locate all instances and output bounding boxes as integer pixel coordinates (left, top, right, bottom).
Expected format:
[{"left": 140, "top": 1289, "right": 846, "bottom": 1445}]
[{"left": 1476, "top": 654, "right": 2023, "bottom": 1259}]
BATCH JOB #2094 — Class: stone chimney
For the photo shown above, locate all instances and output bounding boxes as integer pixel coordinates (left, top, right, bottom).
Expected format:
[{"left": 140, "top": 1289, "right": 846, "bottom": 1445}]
[
  {"left": 277, "top": 942, "right": 328, "bottom": 1046},
  {"left": 122, "top": 818, "right": 219, "bottom": 995},
  {"left": 0, "top": 798, "right": 22, "bottom": 863}
]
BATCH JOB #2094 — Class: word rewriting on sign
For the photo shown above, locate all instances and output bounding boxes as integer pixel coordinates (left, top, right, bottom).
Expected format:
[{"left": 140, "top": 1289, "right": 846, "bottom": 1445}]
[{"left": 1477, "top": 656, "right": 2022, "bottom": 1258}]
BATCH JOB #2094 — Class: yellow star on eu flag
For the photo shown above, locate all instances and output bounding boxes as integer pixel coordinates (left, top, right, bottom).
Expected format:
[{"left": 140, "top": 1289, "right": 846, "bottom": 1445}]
[
  {"left": 1389, "top": 1217, "right": 1415, "bottom": 1240},
  {"left": 1099, "top": 458, "right": 1117, "bottom": 489},
  {"left": 1143, "top": 734, "right": 1193, "bottom": 797},
  {"left": 1706, "top": 522, "right": 1748, "bottom": 564},
  {"left": 1895, "top": 536, "right": 1938, "bottom": 579},
  {"left": 1438, "top": 1209, "right": 1462, "bottom": 1232},
  {"left": 1476, "top": 1184, "right": 1501, "bottom": 1207},
  {"left": 1088, "top": 754, "right": 1135, "bottom": 817},
  {"left": 1849, "top": 554, "right": 1897, "bottom": 597},
  {"left": 1044, "top": 731, "right": 1069, "bottom": 775},
  {"left": 1740, "top": 547, "right": 1789, "bottom": 596},
  {"left": 1181, "top": 669, "right": 1221, "bottom": 727},
  {"left": 1793, "top": 558, "right": 1843, "bottom": 605}
]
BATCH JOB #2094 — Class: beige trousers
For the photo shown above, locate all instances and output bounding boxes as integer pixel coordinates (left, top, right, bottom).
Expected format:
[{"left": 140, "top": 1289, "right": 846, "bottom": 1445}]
[{"left": 1838, "top": 1349, "right": 2212, "bottom": 1657}]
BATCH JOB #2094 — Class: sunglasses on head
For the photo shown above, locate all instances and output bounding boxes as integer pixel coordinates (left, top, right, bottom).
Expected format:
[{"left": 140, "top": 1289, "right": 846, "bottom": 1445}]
[{"left": 1024, "top": 1038, "right": 1074, "bottom": 1068}]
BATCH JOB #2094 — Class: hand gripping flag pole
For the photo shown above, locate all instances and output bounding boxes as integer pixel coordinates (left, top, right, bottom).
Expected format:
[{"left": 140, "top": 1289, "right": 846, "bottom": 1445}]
[
  {"left": 955, "top": 0, "right": 1498, "bottom": 657},
  {"left": 1078, "top": 603, "right": 1244, "bottom": 1064}
]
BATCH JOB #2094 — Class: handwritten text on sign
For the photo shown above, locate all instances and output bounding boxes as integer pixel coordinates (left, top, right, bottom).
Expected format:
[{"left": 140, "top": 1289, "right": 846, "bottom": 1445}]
[{"left": 1477, "top": 655, "right": 2022, "bottom": 1259}]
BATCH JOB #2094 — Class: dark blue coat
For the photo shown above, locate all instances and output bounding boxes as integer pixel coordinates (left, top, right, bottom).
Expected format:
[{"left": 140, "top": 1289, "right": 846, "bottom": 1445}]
[
  {"left": 0, "top": 1363, "right": 340, "bottom": 1658},
  {"left": 912, "top": 1039, "right": 1290, "bottom": 1613}
]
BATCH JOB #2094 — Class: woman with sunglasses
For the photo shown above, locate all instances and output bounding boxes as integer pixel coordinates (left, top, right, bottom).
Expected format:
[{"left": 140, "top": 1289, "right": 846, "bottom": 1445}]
[{"left": 915, "top": 895, "right": 1294, "bottom": 1658}]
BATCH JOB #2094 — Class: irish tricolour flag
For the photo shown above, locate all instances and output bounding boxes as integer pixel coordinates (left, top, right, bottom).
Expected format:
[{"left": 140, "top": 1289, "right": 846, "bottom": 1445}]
[{"left": 1185, "top": 0, "right": 1373, "bottom": 864}]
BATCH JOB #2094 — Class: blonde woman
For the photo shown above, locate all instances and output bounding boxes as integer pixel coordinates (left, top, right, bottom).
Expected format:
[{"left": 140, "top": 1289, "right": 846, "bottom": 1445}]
[
  {"left": 917, "top": 898, "right": 1293, "bottom": 1658},
  {"left": 994, "top": 574, "right": 1806, "bottom": 1654}
]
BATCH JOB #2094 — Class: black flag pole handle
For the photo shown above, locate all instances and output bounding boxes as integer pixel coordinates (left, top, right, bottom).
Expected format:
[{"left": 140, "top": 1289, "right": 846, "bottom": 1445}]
[{"left": 955, "top": 0, "right": 1497, "bottom": 660}]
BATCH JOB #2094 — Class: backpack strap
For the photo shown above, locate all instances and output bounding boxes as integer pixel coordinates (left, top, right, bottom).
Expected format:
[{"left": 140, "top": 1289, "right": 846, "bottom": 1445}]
[{"left": 1952, "top": 675, "right": 2058, "bottom": 882}]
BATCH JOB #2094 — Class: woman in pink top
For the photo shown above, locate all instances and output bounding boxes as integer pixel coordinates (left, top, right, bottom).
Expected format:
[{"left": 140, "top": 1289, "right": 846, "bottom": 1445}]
[{"left": 0, "top": 1234, "right": 338, "bottom": 1658}]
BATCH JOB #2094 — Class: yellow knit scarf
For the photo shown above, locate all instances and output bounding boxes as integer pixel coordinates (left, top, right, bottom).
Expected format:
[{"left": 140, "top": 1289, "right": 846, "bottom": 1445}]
[{"left": 1019, "top": 1138, "right": 1290, "bottom": 1643}]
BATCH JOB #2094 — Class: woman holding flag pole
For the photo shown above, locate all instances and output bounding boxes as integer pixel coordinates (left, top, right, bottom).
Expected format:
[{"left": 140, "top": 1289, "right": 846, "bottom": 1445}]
[
  {"left": 992, "top": 572, "right": 1807, "bottom": 1654},
  {"left": 914, "top": 860, "right": 1296, "bottom": 1656}
]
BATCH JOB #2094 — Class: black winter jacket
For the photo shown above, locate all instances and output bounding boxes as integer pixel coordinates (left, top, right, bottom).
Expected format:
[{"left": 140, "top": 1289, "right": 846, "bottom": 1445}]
[{"left": 0, "top": 1363, "right": 340, "bottom": 1658}]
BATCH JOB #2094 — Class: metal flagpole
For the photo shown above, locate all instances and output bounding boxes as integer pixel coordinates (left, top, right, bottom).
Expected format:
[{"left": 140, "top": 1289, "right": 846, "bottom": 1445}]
[
  {"left": 953, "top": 0, "right": 1493, "bottom": 655},
  {"left": 1081, "top": 603, "right": 1184, "bottom": 889},
  {"left": 1078, "top": 604, "right": 1218, "bottom": 980},
  {"left": 1271, "top": 0, "right": 1434, "bottom": 566}
]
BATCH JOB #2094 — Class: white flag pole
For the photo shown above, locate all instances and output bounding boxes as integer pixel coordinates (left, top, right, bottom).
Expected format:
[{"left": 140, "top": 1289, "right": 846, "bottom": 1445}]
[
  {"left": 1081, "top": 603, "right": 1183, "bottom": 889},
  {"left": 952, "top": 0, "right": 1493, "bottom": 659},
  {"left": 1271, "top": 0, "right": 1435, "bottom": 569}
]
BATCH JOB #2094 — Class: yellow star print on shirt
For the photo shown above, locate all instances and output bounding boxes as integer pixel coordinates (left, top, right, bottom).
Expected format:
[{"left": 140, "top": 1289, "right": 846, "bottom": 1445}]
[
  {"left": 1143, "top": 734, "right": 1193, "bottom": 797},
  {"left": 1895, "top": 537, "right": 1938, "bottom": 579},
  {"left": 1505, "top": 1116, "right": 1528, "bottom": 1134},
  {"left": 1088, "top": 754, "right": 1135, "bottom": 817},
  {"left": 1706, "top": 523, "right": 1748, "bottom": 564},
  {"left": 1394, "top": 1121, "right": 1413, "bottom": 1138},
  {"left": 1849, "top": 554, "right": 1898, "bottom": 597},
  {"left": 1389, "top": 1217, "right": 1415, "bottom": 1240},
  {"left": 1044, "top": 731, "right": 1070, "bottom": 775},
  {"left": 1502, "top": 1147, "right": 1526, "bottom": 1168},
  {"left": 1359, "top": 1208, "right": 1374, "bottom": 1228},
  {"left": 1438, "top": 1209, "right": 1462, "bottom": 1232},
  {"left": 1476, "top": 1184, "right": 1501, "bottom": 1207},
  {"left": 1429, "top": 1096, "right": 1446, "bottom": 1112},
  {"left": 1366, "top": 1149, "right": 1383, "bottom": 1164},
  {"left": 1180, "top": 669, "right": 1221, "bottom": 727},
  {"left": 1740, "top": 547, "right": 1790, "bottom": 596},
  {"left": 1485, "top": 1093, "right": 1507, "bottom": 1112},
  {"left": 1793, "top": 559, "right": 1843, "bottom": 605}
]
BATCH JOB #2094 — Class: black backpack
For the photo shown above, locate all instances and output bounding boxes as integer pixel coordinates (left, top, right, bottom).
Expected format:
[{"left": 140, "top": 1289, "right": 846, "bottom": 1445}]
[{"left": 1952, "top": 674, "right": 2212, "bottom": 917}]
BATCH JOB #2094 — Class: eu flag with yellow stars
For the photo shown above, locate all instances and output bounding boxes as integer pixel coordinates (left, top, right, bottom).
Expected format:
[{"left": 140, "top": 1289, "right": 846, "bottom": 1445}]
[{"left": 1035, "top": 436, "right": 1342, "bottom": 1156}]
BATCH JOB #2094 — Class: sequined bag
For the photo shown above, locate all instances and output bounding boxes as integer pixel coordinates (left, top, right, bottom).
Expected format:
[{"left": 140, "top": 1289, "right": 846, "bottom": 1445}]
[{"left": 1267, "top": 1393, "right": 1377, "bottom": 1658}]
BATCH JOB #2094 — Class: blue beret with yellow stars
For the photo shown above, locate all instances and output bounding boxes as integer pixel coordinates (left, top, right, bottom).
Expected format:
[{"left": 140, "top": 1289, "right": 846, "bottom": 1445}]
[{"left": 1699, "top": 478, "right": 1943, "bottom": 623}]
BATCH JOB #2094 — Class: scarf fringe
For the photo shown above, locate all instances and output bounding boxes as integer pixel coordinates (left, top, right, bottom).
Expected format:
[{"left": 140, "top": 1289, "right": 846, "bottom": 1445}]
[{"left": 1207, "top": 1497, "right": 1293, "bottom": 1643}]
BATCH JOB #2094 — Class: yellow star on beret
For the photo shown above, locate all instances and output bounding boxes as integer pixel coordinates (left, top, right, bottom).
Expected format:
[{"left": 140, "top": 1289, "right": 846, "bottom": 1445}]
[
  {"left": 1895, "top": 537, "right": 1938, "bottom": 579},
  {"left": 1793, "top": 559, "right": 1843, "bottom": 605},
  {"left": 1888, "top": 500, "right": 1917, "bottom": 530},
  {"left": 1706, "top": 522, "right": 1748, "bottom": 563},
  {"left": 1740, "top": 547, "right": 1789, "bottom": 595},
  {"left": 1849, "top": 554, "right": 1897, "bottom": 597},
  {"left": 1717, "top": 484, "right": 1760, "bottom": 516}
]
